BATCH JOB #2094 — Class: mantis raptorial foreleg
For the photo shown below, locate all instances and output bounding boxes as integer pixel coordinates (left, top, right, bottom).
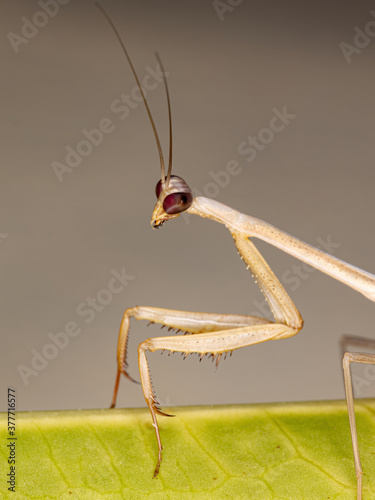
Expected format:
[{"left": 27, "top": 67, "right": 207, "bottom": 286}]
[
  {"left": 96, "top": 3, "right": 375, "bottom": 497},
  {"left": 112, "top": 232, "right": 303, "bottom": 476},
  {"left": 110, "top": 306, "right": 268, "bottom": 407}
]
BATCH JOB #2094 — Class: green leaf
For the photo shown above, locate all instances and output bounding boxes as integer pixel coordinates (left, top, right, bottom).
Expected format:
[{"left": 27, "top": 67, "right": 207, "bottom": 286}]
[{"left": 1, "top": 400, "right": 375, "bottom": 499}]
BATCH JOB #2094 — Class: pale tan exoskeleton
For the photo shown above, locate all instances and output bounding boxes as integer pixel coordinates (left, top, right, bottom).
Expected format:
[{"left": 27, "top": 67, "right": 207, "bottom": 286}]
[{"left": 97, "top": 4, "right": 375, "bottom": 498}]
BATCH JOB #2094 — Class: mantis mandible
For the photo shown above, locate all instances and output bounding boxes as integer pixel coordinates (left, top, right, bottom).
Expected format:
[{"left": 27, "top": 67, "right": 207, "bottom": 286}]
[{"left": 97, "top": 4, "right": 375, "bottom": 498}]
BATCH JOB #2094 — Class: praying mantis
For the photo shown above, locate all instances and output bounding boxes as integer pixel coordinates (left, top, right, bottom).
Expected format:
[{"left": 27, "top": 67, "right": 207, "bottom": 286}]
[{"left": 97, "top": 4, "right": 375, "bottom": 499}]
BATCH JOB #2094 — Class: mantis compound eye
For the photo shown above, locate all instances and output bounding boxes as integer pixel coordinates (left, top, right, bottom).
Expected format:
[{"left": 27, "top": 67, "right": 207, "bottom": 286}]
[
  {"left": 155, "top": 179, "right": 163, "bottom": 198},
  {"left": 155, "top": 175, "right": 192, "bottom": 200},
  {"left": 163, "top": 192, "right": 193, "bottom": 214}
]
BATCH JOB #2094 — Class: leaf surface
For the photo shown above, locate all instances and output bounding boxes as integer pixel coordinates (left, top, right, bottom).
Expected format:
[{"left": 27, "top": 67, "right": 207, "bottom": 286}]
[{"left": 1, "top": 401, "right": 375, "bottom": 499}]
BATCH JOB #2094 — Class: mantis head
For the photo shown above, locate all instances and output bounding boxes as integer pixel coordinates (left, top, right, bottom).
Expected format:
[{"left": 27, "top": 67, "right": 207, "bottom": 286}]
[{"left": 152, "top": 176, "right": 193, "bottom": 228}]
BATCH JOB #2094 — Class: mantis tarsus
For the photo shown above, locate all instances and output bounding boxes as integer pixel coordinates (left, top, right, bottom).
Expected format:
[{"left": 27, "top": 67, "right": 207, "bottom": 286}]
[{"left": 97, "top": 4, "right": 375, "bottom": 498}]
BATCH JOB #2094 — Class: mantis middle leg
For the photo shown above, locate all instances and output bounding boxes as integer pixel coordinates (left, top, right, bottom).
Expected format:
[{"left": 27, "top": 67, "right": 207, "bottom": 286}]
[{"left": 343, "top": 352, "right": 375, "bottom": 500}]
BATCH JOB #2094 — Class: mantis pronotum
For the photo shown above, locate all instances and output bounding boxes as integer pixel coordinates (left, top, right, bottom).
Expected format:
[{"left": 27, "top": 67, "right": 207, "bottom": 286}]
[{"left": 97, "top": 4, "right": 375, "bottom": 498}]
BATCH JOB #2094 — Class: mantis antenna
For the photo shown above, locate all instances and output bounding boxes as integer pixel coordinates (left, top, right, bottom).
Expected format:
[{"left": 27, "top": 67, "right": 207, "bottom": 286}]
[
  {"left": 95, "top": 2, "right": 173, "bottom": 189},
  {"left": 154, "top": 52, "right": 173, "bottom": 188}
]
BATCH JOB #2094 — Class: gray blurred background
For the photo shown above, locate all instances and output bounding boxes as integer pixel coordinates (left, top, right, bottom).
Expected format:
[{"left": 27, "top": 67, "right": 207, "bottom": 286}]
[{"left": 1, "top": 0, "right": 375, "bottom": 412}]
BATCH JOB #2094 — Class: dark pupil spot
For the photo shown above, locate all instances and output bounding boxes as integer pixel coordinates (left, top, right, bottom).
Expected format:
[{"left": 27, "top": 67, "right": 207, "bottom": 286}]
[{"left": 163, "top": 192, "right": 193, "bottom": 214}]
